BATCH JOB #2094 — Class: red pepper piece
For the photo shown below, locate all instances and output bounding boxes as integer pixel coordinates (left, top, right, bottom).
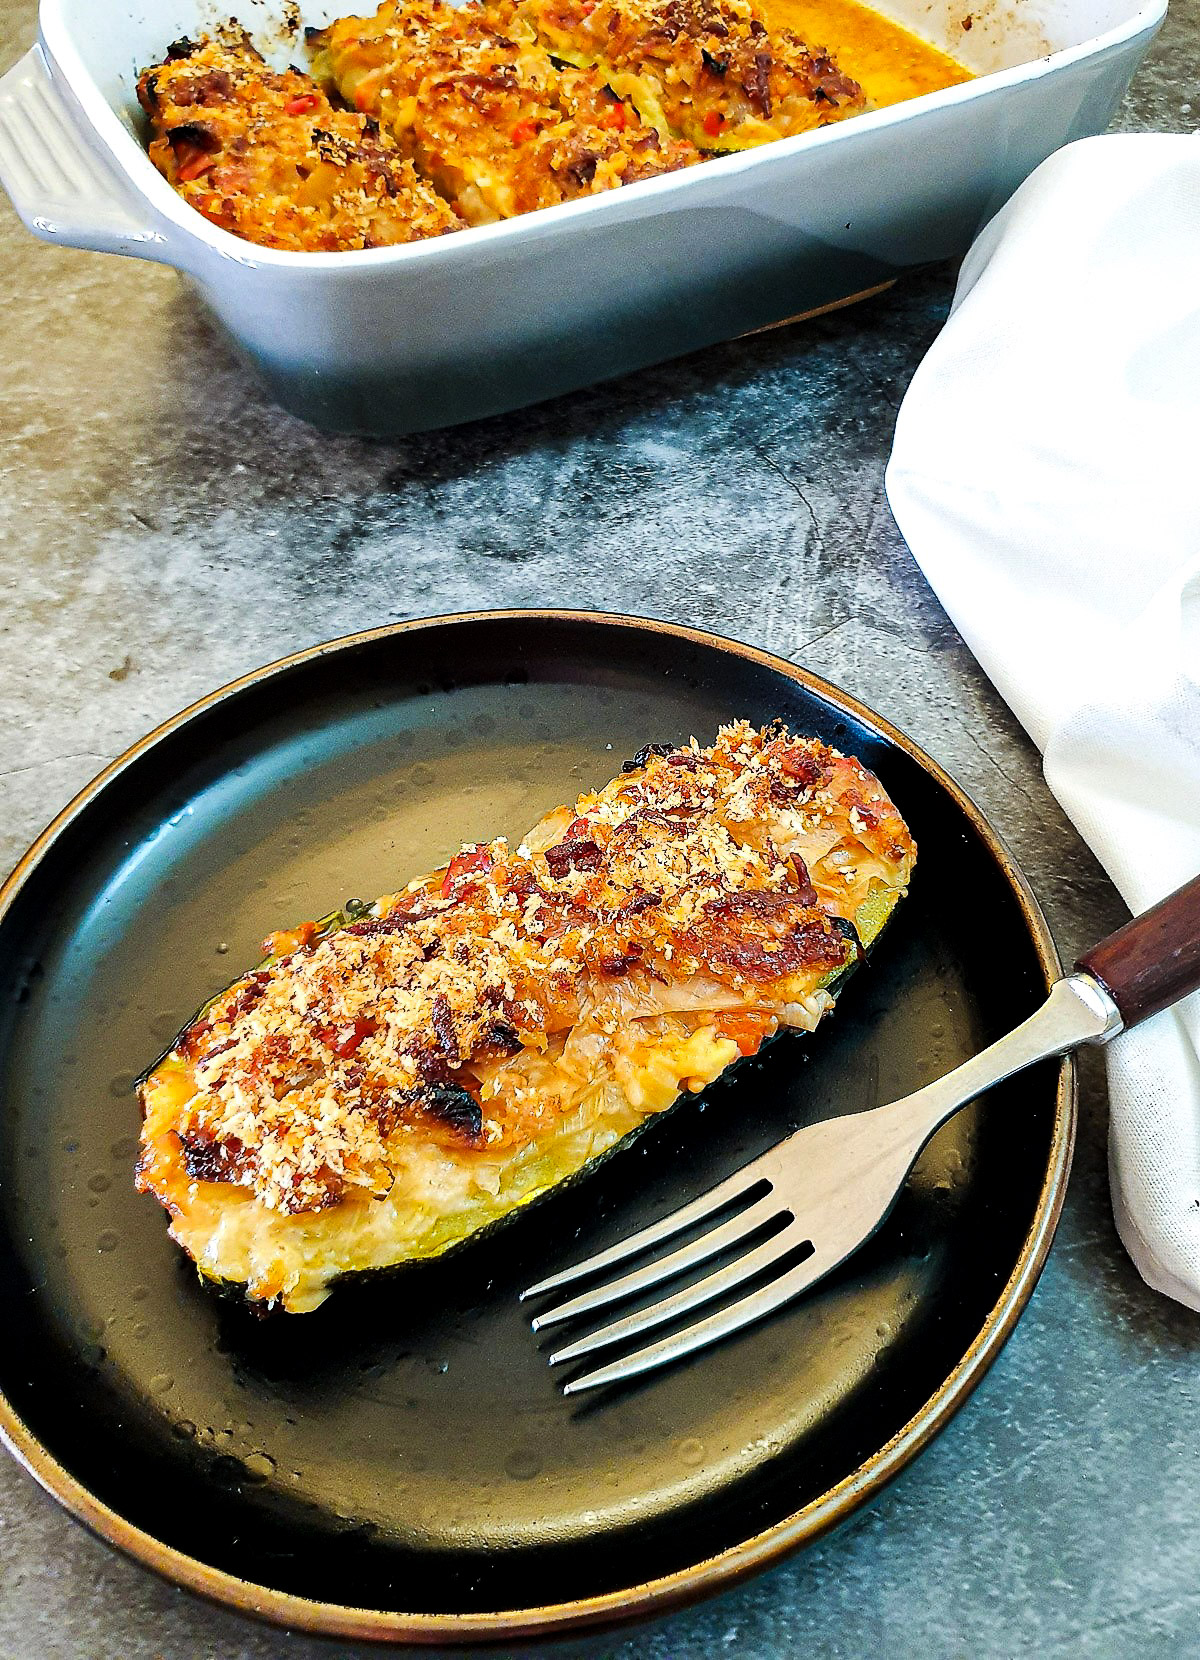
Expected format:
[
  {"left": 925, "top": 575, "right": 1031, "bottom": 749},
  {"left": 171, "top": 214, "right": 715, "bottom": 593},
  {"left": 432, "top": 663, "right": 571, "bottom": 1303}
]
[
  {"left": 510, "top": 118, "right": 539, "bottom": 144},
  {"left": 315, "top": 1016, "right": 378, "bottom": 1058},
  {"left": 331, "top": 1016, "right": 377, "bottom": 1058},
  {"left": 603, "top": 102, "right": 627, "bottom": 130},
  {"left": 175, "top": 144, "right": 218, "bottom": 182},
  {"left": 714, "top": 1011, "right": 774, "bottom": 1056},
  {"left": 703, "top": 111, "right": 724, "bottom": 137},
  {"left": 285, "top": 92, "right": 320, "bottom": 116},
  {"left": 442, "top": 846, "right": 493, "bottom": 899}
]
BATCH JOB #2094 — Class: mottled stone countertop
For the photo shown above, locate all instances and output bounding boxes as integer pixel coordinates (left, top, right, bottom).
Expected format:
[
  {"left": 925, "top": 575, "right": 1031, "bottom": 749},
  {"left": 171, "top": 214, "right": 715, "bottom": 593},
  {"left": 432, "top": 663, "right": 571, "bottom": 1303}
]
[{"left": 2, "top": 1, "right": 1199, "bottom": 1654}]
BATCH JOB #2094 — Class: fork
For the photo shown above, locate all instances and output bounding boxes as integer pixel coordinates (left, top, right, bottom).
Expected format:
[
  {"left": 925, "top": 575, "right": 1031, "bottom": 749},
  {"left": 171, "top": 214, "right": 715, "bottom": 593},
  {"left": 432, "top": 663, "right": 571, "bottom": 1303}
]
[{"left": 521, "top": 873, "right": 1200, "bottom": 1394}]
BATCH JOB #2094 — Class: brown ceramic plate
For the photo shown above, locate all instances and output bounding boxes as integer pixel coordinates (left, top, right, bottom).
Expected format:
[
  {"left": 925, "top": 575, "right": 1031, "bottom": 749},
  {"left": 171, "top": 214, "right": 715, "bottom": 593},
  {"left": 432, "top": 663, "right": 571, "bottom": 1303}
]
[{"left": 0, "top": 611, "right": 1070, "bottom": 1643}]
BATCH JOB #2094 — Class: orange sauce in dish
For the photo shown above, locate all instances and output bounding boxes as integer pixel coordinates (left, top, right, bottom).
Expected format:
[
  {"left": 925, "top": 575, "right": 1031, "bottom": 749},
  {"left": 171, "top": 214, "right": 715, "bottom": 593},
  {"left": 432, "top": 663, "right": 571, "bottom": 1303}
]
[{"left": 761, "top": 0, "right": 972, "bottom": 108}]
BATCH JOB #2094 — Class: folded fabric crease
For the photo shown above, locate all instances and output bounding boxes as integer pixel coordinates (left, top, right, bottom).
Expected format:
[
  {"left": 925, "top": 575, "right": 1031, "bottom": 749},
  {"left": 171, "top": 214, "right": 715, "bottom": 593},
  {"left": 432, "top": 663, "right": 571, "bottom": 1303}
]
[{"left": 887, "top": 131, "right": 1200, "bottom": 1309}]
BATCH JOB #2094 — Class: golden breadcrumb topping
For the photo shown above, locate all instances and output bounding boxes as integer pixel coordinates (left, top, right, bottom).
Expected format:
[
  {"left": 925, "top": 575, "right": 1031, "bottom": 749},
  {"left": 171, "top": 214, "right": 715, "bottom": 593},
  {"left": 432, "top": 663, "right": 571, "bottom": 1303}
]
[
  {"left": 139, "top": 0, "right": 867, "bottom": 248},
  {"left": 137, "top": 29, "right": 460, "bottom": 250},
  {"left": 311, "top": 0, "right": 698, "bottom": 224},
  {"left": 513, "top": 0, "right": 866, "bottom": 149},
  {"left": 137, "top": 722, "right": 914, "bottom": 1221}
]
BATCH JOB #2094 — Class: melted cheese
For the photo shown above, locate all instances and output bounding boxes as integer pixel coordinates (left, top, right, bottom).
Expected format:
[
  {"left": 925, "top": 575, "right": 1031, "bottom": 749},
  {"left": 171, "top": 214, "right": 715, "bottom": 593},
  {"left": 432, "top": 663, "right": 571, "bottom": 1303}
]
[
  {"left": 761, "top": 0, "right": 971, "bottom": 108},
  {"left": 145, "top": 1016, "right": 748, "bottom": 1310}
]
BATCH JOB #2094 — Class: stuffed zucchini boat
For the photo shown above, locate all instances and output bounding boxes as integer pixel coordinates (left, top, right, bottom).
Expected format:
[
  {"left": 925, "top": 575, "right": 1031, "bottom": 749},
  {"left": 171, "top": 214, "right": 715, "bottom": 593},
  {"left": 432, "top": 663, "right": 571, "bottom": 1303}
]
[
  {"left": 137, "top": 29, "right": 460, "bottom": 251},
  {"left": 136, "top": 720, "right": 916, "bottom": 1312},
  {"left": 509, "top": 0, "right": 867, "bottom": 152},
  {"left": 307, "top": 0, "right": 699, "bottom": 226}
]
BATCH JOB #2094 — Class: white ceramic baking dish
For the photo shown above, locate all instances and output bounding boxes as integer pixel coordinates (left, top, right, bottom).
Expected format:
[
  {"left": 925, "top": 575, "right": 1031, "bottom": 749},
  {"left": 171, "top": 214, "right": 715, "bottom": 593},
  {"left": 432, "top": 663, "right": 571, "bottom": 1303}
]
[{"left": 0, "top": 0, "right": 1165, "bottom": 433}]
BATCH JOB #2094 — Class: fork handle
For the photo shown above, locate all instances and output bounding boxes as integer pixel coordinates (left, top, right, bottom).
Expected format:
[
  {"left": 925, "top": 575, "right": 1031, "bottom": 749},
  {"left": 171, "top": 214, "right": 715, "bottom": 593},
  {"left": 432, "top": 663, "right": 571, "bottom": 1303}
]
[{"left": 1076, "top": 874, "right": 1200, "bottom": 1029}]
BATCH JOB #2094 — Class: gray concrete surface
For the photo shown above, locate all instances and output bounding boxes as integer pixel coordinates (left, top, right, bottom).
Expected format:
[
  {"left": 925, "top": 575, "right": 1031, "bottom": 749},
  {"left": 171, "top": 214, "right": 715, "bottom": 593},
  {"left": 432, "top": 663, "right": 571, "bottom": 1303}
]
[{"left": 2, "top": 2, "right": 1200, "bottom": 1654}]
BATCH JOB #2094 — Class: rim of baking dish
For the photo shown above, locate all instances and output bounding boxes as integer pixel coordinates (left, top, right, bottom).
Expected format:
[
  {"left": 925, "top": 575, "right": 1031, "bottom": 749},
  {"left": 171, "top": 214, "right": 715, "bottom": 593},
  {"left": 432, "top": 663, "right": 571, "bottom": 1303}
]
[
  {"left": 0, "top": 608, "right": 1074, "bottom": 1644},
  {"left": 35, "top": 0, "right": 1169, "bottom": 272}
]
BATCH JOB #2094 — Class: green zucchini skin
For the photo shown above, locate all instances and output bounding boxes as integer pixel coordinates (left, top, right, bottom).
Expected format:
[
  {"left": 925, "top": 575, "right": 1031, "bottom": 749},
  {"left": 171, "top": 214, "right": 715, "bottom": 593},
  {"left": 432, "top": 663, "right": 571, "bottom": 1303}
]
[{"left": 180, "top": 887, "right": 903, "bottom": 1312}]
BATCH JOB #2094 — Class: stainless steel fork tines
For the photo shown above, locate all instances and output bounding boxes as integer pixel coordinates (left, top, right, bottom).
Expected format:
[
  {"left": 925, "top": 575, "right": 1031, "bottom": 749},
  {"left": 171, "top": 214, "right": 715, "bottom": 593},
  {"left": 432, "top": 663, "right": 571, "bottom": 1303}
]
[{"left": 522, "top": 973, "right": 1123, "bottom": 1395}]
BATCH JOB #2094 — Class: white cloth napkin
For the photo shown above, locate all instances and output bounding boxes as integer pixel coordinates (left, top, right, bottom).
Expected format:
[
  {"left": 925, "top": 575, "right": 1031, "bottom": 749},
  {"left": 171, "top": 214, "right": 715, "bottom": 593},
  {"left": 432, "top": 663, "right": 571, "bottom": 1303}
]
[{"left": 885, "top": 132, "right": 1200, "bottom": 1311}]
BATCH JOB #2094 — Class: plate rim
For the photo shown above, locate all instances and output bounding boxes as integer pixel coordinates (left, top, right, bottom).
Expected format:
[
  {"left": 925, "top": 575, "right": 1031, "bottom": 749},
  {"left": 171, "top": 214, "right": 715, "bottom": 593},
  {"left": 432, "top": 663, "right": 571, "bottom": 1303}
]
[{"left": 0, "top": 608, "right": 1073, "bottom": 1643}]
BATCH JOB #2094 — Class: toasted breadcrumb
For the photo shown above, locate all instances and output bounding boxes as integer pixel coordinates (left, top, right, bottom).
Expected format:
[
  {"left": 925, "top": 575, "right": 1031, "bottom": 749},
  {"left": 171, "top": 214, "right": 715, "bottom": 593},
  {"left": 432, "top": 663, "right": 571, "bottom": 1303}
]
[
  {"left": 137, "top": 721, "right": 915, "bottom": 1221},
  {"left": 140, "top": 0, "right": 865, "bottom": 248},
  {"left": 510, "top": 0, "right": 866, "bottom": 150},
  {"left": 137, "top": 29, "right": 460, "bottom": 250},
  {"left": 311, "top": 0, "right": 698, "bottom": 224}
]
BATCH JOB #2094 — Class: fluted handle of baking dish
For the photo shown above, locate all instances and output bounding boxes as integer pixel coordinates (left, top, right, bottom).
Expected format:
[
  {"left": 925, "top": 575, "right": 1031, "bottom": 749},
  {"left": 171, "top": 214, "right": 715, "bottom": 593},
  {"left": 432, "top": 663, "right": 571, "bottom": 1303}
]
[{"left": 0, "top": 45, "right": 173, "bottom": 262}]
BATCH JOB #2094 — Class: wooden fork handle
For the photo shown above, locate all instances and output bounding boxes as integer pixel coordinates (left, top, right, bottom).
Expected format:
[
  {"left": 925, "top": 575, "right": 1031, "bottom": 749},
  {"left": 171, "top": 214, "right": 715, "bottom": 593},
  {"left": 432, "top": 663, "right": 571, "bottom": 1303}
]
[{"left": 1076, "top": 873, "right": 1200, "bottom": 1029}]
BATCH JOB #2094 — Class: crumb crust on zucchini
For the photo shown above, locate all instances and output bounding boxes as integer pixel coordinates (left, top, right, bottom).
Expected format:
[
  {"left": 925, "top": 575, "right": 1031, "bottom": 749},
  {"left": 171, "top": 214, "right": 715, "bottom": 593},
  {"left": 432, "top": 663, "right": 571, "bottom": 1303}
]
[
  {"left": 136, "top": 720, "right": 915, "bottom": 1311},
  {"left": 136, "top": 28, "right": 460, "bottom": 250},
  {"left": 507, "top": 0, "right": 867, "bottom": 152},
  {"left": 309, "top": 0, "right": 700, "bottom": 225},
  {"left": 137, "top": 0, "right": 866, "bottom": 249}
]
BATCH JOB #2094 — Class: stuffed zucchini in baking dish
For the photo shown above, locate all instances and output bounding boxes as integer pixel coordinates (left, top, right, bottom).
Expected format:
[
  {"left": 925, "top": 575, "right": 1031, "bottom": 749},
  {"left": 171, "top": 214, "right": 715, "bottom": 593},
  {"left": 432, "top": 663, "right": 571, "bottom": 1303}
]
[
  {"left": 136, "top": 720, "right": 915, "bottom": 1312},
  {"left": 136, "top": 29, "right": 460, "bottom": 250},
  {"left": 509, "top": 0, "right": 867, "bottom": 152},
  {"left": 307, "top": 0, "right": 699, "bottom": 225}
]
